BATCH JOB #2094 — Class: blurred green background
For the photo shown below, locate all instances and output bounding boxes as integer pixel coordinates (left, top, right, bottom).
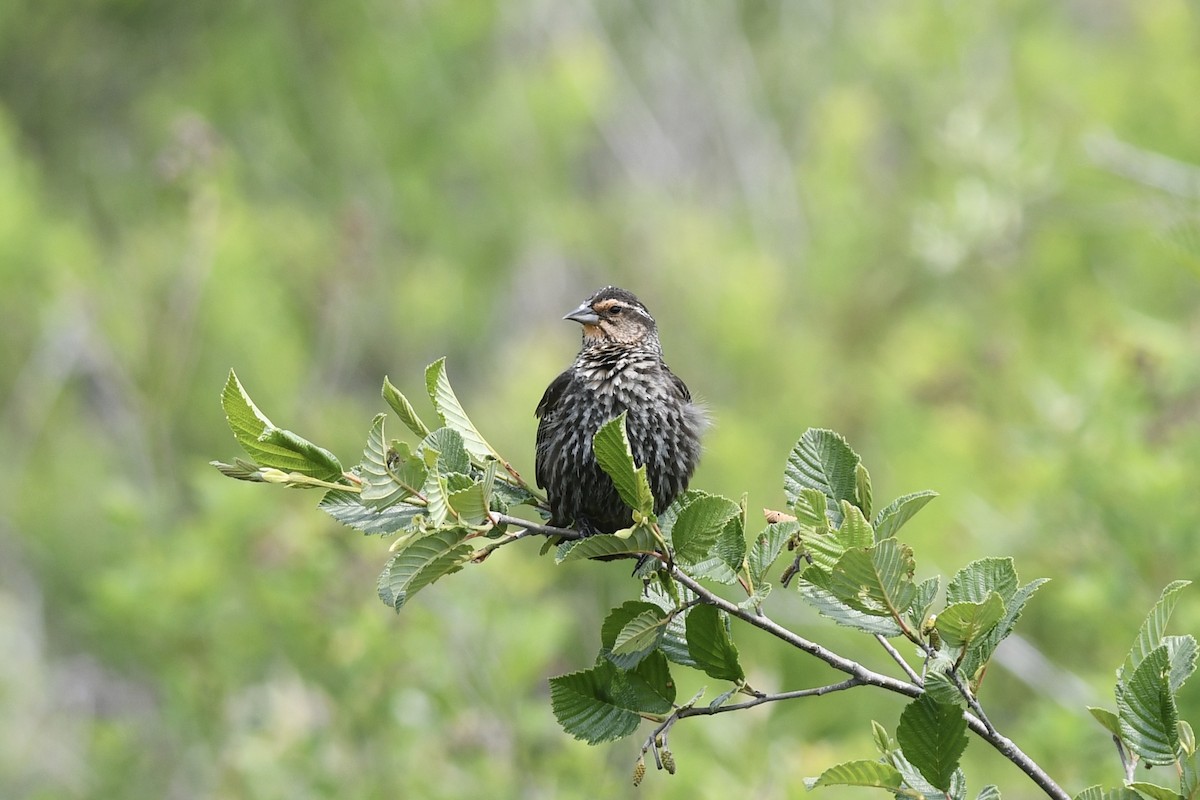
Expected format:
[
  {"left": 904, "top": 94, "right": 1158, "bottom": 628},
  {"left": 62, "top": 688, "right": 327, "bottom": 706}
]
[{"left": 3, "top": 1, "right": 1199, "bottom": 797}]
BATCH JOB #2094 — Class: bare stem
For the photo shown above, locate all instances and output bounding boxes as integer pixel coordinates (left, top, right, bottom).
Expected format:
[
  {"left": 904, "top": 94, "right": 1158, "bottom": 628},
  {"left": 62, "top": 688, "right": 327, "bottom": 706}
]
[{"left": 875, "top": 634, "right": 923, "bottom": 686}]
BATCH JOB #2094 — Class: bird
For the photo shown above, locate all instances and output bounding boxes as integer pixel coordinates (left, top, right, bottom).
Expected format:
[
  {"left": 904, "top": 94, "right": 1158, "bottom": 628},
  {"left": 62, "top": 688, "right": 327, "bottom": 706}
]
[{"left": 535, "top": 286, "right": 707, "bottom": 534}]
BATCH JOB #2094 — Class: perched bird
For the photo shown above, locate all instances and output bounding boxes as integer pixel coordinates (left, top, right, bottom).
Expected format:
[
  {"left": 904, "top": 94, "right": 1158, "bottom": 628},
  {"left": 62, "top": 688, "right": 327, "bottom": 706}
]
[{"left": 535, "top": 286, "right": 706, "bottom": 534}]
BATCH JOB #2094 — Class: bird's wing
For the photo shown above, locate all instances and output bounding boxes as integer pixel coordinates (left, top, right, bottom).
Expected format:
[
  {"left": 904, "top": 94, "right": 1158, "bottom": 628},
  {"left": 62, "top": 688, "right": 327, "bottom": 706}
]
[
  {"left": 665, "top": 366, "right": 693, "bottom": 402},
  {"left": 534, "top": 369, "right": 572, "bottom": 490}
]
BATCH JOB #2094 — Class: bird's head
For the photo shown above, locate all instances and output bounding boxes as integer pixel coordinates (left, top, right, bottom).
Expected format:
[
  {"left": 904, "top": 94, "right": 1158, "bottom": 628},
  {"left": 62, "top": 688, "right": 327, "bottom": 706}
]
[{"left": 564, "top": 286, "right": 658, "bottom": 348}]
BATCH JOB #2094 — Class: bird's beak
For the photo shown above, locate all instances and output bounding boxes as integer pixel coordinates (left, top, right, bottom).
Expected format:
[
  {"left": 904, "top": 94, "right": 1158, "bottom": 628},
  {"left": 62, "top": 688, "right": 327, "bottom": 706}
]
[{"left": 563, "top": 302, "right": 600, "bottom": 325}]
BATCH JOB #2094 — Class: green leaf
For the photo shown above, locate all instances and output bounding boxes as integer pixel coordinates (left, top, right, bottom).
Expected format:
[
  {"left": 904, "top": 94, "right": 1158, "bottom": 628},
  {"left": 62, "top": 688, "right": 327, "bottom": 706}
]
[
  {"left": 377, "top": 528, "right": 474, "bottom": 611},
  {"left": 382, "top": 376, "right": 432, "bottom": 438},
  {"left": 946, "top": 558, "right": 1018, "bottom": 605},
  {"left": 672, "top": 495, "right": 741, "bottom": 566},
  {"left": 715, "top": 513, "right": 747, "bottom": 574},
  {"left": 591, "top": 413, "right": 656, "bottom": 517},
  {"left": 748, "top": 521, "right": 798, "bottom": 585},
  {"left": 784, "top": 428, "right": 862, "bottom": 525},
  {"left": 905, "top": 576, "right": 941, "bottom": 634},
  {"left": 1117, "top": 645, "right": 1180, "bottom": 765},
  {"left": 447, "top": 481, "right": 489, "bottom": 525},
  {"left": 797, "top": 582, "right": 905, "bottom": 637},
  {"left": 1165, "top": 635, "right": 1198, "bottom": 694},
  {"left": 873, "top": 490, "right": 938, "bottom": 541},
  {"left": 1088, "top": 706, "right": 1122, "bottom": 738},
  {"left": 360, "top": 415, "right": 425, "bottom": 508},
  {"left": 613, "top": 611, "right": 668, "bottom": 656},
  {"left": 924, "top": 670, "right": 967, "bottom": 707},
  {"left": 685, "top": 604, "right": 744, "bottom": 682},
  {"left": 319, "top": 489, "right": 421, "bottom": 535},
  {"left": 976, "top": 786, "right": 1002, "bottom": 800},
  {"left": 1123, "top": 580, "right": 1192, "bottom": 683},
  {"left": 556, "top": 524, "right": 661, "bottom": 563},
  {"left": 792, "top": 487, "right": 830, "bottom": 526},
  {"left": 424, "top": 358, "right": 496, "bottom": 462},
  {"left": 1128, "top": 782, "right": 1184, "bottom": 800},
  {"left": 936, "top": 593, "right": 1006, "bottom": 649},
  {"left": 838, "top": 501, "right": 876, "bottom": 550},
  {"left": 854, "top": 463, "right": 873, "bottom": 519},
  {"left": 220, "top": 370, "right": 343, "bottom": 481},
  {"left": 896, "top": 694, "right": 969, "bottom": 791},
  {"left": 549, "top": 653, "right": 675, "bottom": 745},
  {"left": 601, "top": 601, "right": 667, "bottom": 669},
  {"left": 419, "top": 427, "right": 472, "bottom": 476},
  {"left": 803, "top": 760, "right": 903, "bottom": 789},
  {"left": 1073, "top": 787, "right": 1143, "bottom": 800},
  {"left": 1184, "top": 750, "right": 1200, "bottom": 799},
  {"left": 828, "top": 539, "right": 917, "bottom": 618},
  {"left": 642, "top": 582, "right": 698, "bottom": 668},
  {"left": 949, "top": 560, "right": 1048, "bottom": 681},
  {"left": 871, "top": 720, "right": 894, "bottom": 755}
]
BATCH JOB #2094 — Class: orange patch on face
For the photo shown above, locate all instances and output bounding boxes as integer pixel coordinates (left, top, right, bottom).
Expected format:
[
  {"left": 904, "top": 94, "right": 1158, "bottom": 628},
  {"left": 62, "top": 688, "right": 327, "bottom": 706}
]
[{"left": 581, "top": 323, "right": 604, "bottom": 338}]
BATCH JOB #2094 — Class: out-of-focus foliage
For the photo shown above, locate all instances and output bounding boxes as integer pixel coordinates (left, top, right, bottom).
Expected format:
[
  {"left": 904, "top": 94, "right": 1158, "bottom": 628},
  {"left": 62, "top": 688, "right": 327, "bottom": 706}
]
[{"left": 1, "top": 1, "right": 1199, "bottom": 797}]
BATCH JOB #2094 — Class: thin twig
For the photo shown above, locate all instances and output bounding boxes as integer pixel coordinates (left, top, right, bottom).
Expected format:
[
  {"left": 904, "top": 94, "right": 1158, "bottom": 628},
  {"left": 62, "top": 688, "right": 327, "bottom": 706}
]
[
  {"left": 490, "top": 513, "right": 586, "bottom": 540},
  {"left": 875, "top": 635, "right": 923, "bottom": 686},
  {"left": 677, "top": 678, "right": 861, "bottom": 718},
  {"left": 670, "top": 567, "right": 1069, "bottom": 800}
]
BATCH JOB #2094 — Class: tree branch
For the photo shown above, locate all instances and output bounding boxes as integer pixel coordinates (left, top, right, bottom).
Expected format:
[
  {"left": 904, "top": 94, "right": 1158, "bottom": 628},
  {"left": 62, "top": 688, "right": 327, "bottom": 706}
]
[{"left": 670, "top": 567, "right": 1070, "bottom": 800}]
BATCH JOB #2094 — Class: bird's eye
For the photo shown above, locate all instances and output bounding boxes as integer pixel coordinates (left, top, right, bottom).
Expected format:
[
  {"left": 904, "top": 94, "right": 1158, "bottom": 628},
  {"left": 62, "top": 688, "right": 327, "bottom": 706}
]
[{"left": 609, "top": 305, "right": 624, "bottom": 315}]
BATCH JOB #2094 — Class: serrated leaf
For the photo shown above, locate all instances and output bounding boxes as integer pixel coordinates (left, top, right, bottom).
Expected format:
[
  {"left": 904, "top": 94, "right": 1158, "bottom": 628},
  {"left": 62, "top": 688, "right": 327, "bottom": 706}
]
[
  {"left": 828, "top": 539, "right": 917, "bottom": 618},
  {"left": 872, "top": 719, "right": 894, "bottom": 755},
  {"left": 799, "top": 528, "right": 845, "bottom": 575},
  {"left": 1088, "top": 706, "right": 1122, "bottom": 738},
  {"left": 896, "top": 694, "right": 969, "bottom": 791},
  {"left": 1165, "top": 635, "right": 1198, "bottom": 694},
  {"left": 855, "top": 463, "right": 873, "bottom": 518},
  {"left": 715, "top": 513, "right": 747, "bottom": 574},
  {"left": 873, "top": 490, "right": 938, "bottom": 541},
  {"left": 793, "top": 487, "right": 830, "bottom": 526},
  {"left": 319, "top": 489, "right": 421, "bottom": 535},
  {"left": 382, "top": 376, "right": 432, "bottom": 438},
  {"left": 1184, "top": 750, "right": 1200, "bottom": 799},
  {"left": 947, "top": 558, "right": 1019, "bottom": 605},
  {"left": 377, "top": 528, "right": 473, "bottom": 611},
  {"left": 642, "top": 582, "right": 698, "bottom": 668},
  {"left": 360, "top": 415, "right": 424, "bottom": 508},
  {"left": 784, "top": 429, "right": 862, "bottom": 526},
  {"left": 672, "top": 495, "right": 741, "bottom": 566},
  {"left": 591, "top": 413, "right": 656, "bottom": 517},
  {"left": 424, "top": 358, "right": 495, "bottom": 462},
  {"left": 748, "top": 521, "right": 798, "bottom": 585},
  {"left": 447, "top": 482, "right": 489, "bottom": 525},
  {"left": 905, "top": 576, "right": 941, "bottom": 633},
  {"left": 837, "top": 501, "right": 875, "bottom": 550},
  {"left": 956, "top": 563, "right": 1049, "bottom": 681},
  {"left": 601, "top": 602, "right": 667, "bottom": 669},
  {"left": 803, "top": 760, "right": 904, "bottom": 789},
  {"left": 1128, "top": 782, "right": 1183, "bottom": 800},
  {"left": 798, "top": 581, "right": 905, "bottom": 636},
  {"left": 613, "top": 610, "right": 668, "bottom": 656},
  {"left": 685, "top": 604, "right": 744, "bottom": 682},
  {"left": 924, "top": 670, "right": 966, "bottom": 707},
  {"left": 1073, "top": 787, "right": 1143, "bottom": 800},
  {"left": 220, "top": 370, "right": 343, "bottom": 480},
  {"left": 1117, "top": 645, "right": 1180, "bottom": 765},
  {"left": 977, "top": 787, "right": 1001, "bottom": 800},
  {"left": 549, "top": 653, "right": 675, "bottom": 745},
  {"left": 936, "top": 593, "right": 1006, "bottom": 649},
  {"left": 419, "top": 427, "right": 472, "bottom": 476},
  {"left": 556, "top": 524, "right": 660, "bottom": 563},
  {"left": 1124, "top": 580, "right": 1192, "bottom": 683}
]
